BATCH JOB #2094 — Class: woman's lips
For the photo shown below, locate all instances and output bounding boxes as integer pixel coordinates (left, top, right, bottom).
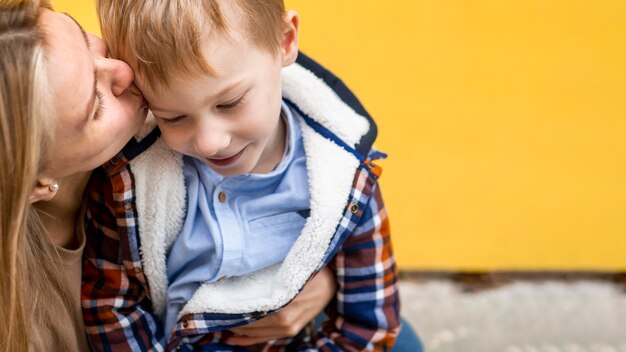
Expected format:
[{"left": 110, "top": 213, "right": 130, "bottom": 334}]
[{"left": 206, "top": 148, "right": 244, "bottom": 167}]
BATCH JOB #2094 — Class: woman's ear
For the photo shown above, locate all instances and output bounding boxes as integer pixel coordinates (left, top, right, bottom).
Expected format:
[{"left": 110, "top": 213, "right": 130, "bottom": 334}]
[
  {"left": 280, "top": 10, "right": 300, "bottom": 67},
  {"left": 29, "top": 177, "right": 59, "bottom": 203}
]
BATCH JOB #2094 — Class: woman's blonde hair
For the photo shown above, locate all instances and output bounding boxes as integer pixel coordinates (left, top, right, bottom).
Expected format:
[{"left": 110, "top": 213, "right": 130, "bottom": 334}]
[
  {"left": 97, "top": 0, "right": 286, "bottom": 90},
  {"left": 0, "top": 1, "right": 74, "bottom": 350}
]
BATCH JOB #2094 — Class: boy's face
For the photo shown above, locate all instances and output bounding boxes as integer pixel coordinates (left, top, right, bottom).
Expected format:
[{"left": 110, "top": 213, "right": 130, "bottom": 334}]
[{"left": 139, "top": 12, "right": 299, "bottom": 177}]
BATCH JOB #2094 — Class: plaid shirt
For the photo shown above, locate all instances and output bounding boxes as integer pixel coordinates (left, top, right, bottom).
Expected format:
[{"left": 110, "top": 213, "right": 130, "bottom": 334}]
[{"left": 82, "top": 54, "right": 400, "bottom": 351}]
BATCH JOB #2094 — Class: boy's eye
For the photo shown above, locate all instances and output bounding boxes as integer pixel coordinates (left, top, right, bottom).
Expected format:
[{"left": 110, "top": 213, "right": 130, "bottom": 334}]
[
  {"left": 160, "top": 115, "right": 187, "bottom": 124},
  {"left": 217, "top": 95, "right": 245, "bottom": 110}
]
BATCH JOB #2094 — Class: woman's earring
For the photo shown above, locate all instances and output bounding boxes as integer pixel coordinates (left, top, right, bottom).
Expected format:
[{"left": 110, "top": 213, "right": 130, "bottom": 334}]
[{"left": 49, "top": 182, "right": 59, "bottom": 192}]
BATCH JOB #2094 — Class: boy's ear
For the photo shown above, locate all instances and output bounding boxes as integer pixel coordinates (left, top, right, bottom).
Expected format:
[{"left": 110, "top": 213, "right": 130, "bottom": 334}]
[{"left": 280, "top": 10, "right": 299, "bottom": 67}]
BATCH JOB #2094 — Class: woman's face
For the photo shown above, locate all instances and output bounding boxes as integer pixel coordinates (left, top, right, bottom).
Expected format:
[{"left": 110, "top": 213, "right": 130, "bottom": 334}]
[{"left": 39, "top": 9, "right": 147, "bottom": 179}]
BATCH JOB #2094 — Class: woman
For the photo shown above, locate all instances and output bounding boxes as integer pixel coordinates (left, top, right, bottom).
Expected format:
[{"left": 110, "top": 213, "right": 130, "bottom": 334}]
[
  {"left": 1, "top": 0, "right": 145, "bottom": 350},
  {"left": 0, "top": 1, "right": 335, "bottom": 350}
]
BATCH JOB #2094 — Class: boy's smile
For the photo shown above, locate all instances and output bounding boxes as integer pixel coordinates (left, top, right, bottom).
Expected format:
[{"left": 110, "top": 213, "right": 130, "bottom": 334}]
[{"left": 205, "top": 147, "right": 245, "bottom": 167}]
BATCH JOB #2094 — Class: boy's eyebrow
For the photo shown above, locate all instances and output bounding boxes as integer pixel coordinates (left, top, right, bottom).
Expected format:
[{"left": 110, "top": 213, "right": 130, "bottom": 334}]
[
  {"left": 213, "top": 80, "right": 244, "bottom": 102},
  {"left": 150, "top": 80, "right": 245, "bottom": 112}
]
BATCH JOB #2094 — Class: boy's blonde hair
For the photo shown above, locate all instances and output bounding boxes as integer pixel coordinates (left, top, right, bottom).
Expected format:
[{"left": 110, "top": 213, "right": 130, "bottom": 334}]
[{"left": 97, "top": 0, "right": 286, "bottom": 90}]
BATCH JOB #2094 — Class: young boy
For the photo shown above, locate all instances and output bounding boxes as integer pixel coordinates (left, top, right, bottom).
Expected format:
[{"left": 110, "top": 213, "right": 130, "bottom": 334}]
[{"left": 83, "top": 0, "right": 400, "bottom": 350}]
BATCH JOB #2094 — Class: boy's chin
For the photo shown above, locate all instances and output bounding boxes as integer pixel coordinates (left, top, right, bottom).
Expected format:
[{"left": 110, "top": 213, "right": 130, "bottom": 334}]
[{"left": 205, "top": 162, "right": 251, "bottom": 178}]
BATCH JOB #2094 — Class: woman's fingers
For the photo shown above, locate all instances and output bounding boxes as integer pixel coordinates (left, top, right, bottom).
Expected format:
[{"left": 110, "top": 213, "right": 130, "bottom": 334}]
[
  {"left": 225, "top": 334, "right": 287, "bottom": 346},
  {"left": 225, "top": 268, "right": 336, "bottom": 345},
  {"left": 229, "top": 322, "right": 301, "bottom": 338}
]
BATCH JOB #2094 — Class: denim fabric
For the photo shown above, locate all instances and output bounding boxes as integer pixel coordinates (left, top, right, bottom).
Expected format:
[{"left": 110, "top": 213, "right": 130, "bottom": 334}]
[
  {"left": 393, "top": 317, "right": 423, "bottom": 352},
  {"left": 312, "top": 314, "right": 422, "bottom": 351}
]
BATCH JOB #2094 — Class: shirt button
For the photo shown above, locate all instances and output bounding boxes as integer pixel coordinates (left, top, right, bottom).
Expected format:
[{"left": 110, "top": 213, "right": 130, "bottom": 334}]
[
  {"left": 182, "top": 320, "right": 189, "bottom": 328},
  {"left": 218, "top": 191, "right": 227, "bottom": 203},
  {"left": 110, "top": 156, "right": 120, "bottom": 165}
]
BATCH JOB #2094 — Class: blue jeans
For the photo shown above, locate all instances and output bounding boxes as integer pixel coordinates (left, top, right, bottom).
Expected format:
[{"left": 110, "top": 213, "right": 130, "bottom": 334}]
[
  {"left": 195, "top": 316, "right": 423, "bottom": 352},
  {"left": 313, "top": 315, "right": 422, "bottom": 351},
  {"left": 394, "top": 317, "right": 423, "bottom": 352}
]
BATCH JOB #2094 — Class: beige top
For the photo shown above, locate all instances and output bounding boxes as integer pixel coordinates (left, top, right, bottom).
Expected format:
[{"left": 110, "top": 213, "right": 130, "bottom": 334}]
[{"left": 30, "top": 229, "right": 90, "bottom": 352}]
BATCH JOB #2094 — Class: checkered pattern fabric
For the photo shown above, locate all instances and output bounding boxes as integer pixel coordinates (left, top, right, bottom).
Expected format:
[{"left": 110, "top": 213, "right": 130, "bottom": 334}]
[{"left": 83, "top": 156, "right": 399, "bottom": 351}]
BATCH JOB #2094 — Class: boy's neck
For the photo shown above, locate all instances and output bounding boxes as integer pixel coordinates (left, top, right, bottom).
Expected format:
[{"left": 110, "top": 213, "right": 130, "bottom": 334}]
[{"left": 254, "top": 110, "right": 287, "bottom": 174}]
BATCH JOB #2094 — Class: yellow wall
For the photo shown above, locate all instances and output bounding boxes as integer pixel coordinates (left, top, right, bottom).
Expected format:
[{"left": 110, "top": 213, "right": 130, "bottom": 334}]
[{"left": 53, "top": 0, "right": 626, "bottom": 271}]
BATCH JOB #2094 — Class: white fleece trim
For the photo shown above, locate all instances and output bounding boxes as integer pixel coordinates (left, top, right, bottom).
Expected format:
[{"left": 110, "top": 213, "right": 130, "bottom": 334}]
[
  {"left": 281, "top": 64, "right": 370, "bottom": 147},
  {"left": 131, "top": 137, "right": 186, "bottom": 316},
  {"left": 134, "top": 112, "right": 158, "bottom": 141},
  {"left": 133, "top": 62, "right": 372, "bottom": 317}
]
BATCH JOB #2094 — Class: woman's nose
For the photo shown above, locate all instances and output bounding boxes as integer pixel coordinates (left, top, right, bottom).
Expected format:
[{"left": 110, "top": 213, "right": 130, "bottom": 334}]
[
  {"left": 88, "top": 33, "right": 135, "bottom": 96},
  {"left": 86, "top": 33, "right": 108, "bottom": 56},
  {"left": 98, "top": 57, "right": 136, "bottom": 96}
]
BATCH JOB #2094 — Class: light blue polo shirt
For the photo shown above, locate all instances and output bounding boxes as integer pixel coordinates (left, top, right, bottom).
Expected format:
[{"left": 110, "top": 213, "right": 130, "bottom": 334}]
[{"left": 164, "top": 101, "right": 310, "bottom": 334}]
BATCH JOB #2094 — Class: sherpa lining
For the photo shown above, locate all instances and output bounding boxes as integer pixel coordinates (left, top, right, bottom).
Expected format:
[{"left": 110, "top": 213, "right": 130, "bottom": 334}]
[{"left": 131, "top": 136, "right": 186, "bottom": 316}]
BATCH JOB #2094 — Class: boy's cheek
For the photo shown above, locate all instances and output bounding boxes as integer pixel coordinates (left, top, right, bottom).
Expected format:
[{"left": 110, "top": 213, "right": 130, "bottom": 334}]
[{"left": 158, "top": 129, "right": 189, "bottom": 155}]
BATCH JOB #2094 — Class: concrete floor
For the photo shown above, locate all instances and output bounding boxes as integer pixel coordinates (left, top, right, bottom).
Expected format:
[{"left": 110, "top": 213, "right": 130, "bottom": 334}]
[{"left": 399, "top": 279, "right": 626, "bottom": 352}]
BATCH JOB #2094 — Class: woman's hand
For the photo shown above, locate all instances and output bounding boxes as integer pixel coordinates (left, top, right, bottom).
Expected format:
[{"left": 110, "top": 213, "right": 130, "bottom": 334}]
[{"left": 225, "top": 267, "right": 336, "bottom": 346}]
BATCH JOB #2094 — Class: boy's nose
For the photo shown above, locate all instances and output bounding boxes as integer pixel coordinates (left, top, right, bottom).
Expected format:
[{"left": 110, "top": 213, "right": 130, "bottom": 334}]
[{"left": 192, "top": 127, "right": 231, "bottom": 158}]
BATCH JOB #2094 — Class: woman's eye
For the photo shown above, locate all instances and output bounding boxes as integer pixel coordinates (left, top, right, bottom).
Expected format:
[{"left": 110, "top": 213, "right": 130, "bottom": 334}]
[
  {"left": 217, "top": 95, "right": 245, "bottom": 110},
  {"left": 93, "top": 89, "right": 105, "bottom": 120}
]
